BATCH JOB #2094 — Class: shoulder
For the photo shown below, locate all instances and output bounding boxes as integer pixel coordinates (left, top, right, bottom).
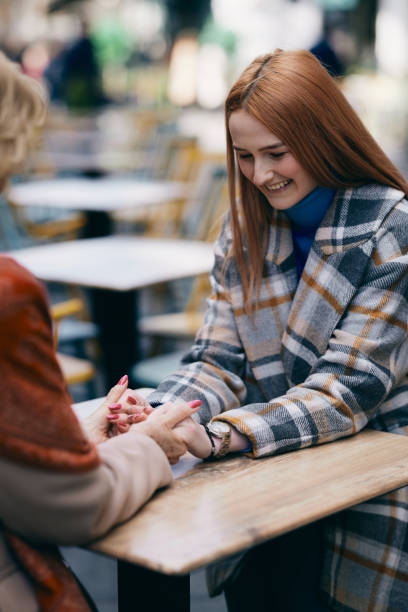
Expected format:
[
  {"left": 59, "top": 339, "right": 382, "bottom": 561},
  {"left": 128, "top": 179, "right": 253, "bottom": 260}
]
[
  {"left": 0, "top": 256, "right": 48, "bottom": 314},
  {"left": 0, "top": 255, "right": 43, "bottom": 294},
  {"left": 316, "top": 183, "right": 407, "bottom": 254}
]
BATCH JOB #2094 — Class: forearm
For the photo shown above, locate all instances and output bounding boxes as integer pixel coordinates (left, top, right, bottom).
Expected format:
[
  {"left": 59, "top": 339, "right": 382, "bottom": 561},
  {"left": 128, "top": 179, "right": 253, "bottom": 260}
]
[
  {"left": 147, "top": 354, "right": 247, "bottom": 423},
  {"left": 0, "top": 431, "right": 172, "bottom": 545}
]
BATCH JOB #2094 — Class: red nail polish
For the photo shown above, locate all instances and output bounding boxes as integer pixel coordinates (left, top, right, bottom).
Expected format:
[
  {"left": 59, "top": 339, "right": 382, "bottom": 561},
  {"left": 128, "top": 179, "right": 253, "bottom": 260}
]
[
  {"left": 189, "top": 400, "right": 202, "bottom": 408},
  {"left": 109, "top": 403, "right": 121, "bottom": 410},
  {"left": 127, "top": 396, "right": 137, "bottom": 405},
  {"left": 107, "top": 414, "right": 119, "bottom": 420},
  {"left": 118, "top": 375, "right": 128, "bottom": 385}
]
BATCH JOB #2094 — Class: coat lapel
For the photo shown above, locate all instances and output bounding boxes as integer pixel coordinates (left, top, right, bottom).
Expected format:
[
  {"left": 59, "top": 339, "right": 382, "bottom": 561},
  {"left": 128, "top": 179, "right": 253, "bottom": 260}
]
[{"left": 280, "top": 184, "right": 405, "bottom": 386}]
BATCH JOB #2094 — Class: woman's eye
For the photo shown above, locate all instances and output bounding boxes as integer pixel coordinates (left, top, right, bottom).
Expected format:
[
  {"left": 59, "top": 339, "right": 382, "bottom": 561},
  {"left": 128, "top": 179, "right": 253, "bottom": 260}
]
[
  {"left": 270, "top": 152, "right": 286, "bottom": 159},
  {"left": 238, "top": 154, "right": 252, "bottom": 160}
]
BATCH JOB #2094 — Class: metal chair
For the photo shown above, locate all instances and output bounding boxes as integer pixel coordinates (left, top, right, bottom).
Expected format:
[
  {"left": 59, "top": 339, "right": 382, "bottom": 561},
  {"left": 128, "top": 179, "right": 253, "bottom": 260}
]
[{"left": 131, "top": 166, "right": 228, "bottom": 388}]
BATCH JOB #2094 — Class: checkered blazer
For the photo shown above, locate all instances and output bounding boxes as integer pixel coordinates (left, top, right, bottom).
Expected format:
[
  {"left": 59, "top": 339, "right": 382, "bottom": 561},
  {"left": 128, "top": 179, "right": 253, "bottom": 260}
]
[{"left": 148, "top": 183, "right": 408, "bottom": 611}]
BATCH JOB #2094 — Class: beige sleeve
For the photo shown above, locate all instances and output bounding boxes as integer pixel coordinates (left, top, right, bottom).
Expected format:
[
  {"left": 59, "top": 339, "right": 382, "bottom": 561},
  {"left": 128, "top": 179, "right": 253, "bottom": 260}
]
[{"left": 0, "top": 431, "right": 172, "bottom": 545}]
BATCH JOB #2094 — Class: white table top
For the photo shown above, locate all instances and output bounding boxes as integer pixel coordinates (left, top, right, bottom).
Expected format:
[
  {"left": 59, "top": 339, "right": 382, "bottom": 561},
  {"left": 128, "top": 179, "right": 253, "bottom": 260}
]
[
  {"left": 9, "top": 177, "right": 187, "bottom": 212},
  {"left": 8, "top": 235, "right": 214, "bottom": 291}
]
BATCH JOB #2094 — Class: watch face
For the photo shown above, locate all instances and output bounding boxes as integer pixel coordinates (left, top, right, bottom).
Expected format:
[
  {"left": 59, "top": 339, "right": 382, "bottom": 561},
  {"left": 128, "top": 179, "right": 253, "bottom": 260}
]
[{"left": 209, "top": 421, "right": 230, "bottom": 436}]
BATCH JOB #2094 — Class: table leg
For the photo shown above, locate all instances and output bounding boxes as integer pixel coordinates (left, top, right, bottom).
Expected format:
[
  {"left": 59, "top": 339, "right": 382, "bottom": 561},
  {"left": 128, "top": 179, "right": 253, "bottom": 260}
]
[
  {"left": 88, "top": 288, "right": 140, "bottom": 390},
  {"left": 81, "top": 210, "right": 113, "bottom": 239},
  {"left": 117, "top": 561, "right": 190, "bottom": 612}
]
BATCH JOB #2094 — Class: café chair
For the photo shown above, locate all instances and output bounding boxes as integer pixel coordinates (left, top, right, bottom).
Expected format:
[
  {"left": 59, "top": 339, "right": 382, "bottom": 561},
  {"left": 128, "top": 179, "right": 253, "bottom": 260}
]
[
  {"left": 6, "top": 192, "right": 86, "bottom": 243},
  {"left": 51, "top": 297, "right": 97, "bottom": 392},
  {"left": 139, "top": 274, "right": 209, "bottom": 355},
  {"left": 131, "top": 168, "right": 228, "bottom": 387},
  {"left": 138, "top": 164, "right": 227, "bottom": 342},
  {"left": 111, "top": 134, "right": 200, "bottom": 235},
  {"left": 131, "top": 349, "right": 187, "bottom": 389}
]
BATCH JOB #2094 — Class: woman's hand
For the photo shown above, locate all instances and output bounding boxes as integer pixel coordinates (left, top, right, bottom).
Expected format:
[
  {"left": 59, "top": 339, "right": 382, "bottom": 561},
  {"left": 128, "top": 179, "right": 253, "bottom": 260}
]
[
  {"left": 106, "top": 390, "right": 154, "bottom": 434},
  {"left": 81, "top": 374, "right": 130, "bottom": 444},
  {"left": 173, "top": 417, "right": 213, "bottom": 459},
  {"left": 130, "top": 401, "right": 202, "bottom": 464}
]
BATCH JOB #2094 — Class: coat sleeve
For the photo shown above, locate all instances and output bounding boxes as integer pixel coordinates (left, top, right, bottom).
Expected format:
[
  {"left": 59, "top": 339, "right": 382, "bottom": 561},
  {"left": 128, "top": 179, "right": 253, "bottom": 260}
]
[
  {"left": 0, "top": 430, "right": 172, "bottom": 545},
  {"left": 147, "top": 218, "right": 248, "bottom": 423},
  {"left": 215, "top": 201, "right": 408, "bottom": 457}
]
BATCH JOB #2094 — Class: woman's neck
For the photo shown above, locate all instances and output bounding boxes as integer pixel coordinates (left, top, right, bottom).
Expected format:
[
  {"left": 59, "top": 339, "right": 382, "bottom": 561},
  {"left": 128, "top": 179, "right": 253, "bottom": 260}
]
[{"left": 283, "top": 186, "right": 336, "bottom": 230}]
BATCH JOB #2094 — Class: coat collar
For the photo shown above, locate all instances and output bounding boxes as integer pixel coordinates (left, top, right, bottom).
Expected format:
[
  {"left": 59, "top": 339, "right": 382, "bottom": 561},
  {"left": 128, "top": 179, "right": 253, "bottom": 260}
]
[{"left": 266, "top": 183, "right": 405, "bottom": 264}]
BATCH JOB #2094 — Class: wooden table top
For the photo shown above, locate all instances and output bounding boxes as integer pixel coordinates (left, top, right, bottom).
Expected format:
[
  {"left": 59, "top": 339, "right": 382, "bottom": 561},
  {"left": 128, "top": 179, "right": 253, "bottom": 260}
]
[
  {"left": 87, "top": 428, "right": 408, "bottom": 575},
  {"left": 8, "top": 235, "right": 214, "bottom": 291},
  {"left": 9, "top": 177, "right": 187, "bottom": 211}
]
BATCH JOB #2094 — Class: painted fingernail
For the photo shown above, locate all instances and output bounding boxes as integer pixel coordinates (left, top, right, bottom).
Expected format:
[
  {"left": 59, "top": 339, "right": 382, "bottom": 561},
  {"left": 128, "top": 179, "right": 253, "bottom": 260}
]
[
  {"left": 189, "top": 400, "right": 202, "bottom": 408},
  {"left": 118, "top": 375, "right": 128, "bottom": 385},
  {"left": 127, "top": 396, "right": 137, "bottom": 405},
  {"left": 128, "top": 414, "right": 146, "bottom": 424},
  {"left": 106, "top": 414, "right": 119, "bottom": 420},
  {"left": 109, "top": 403, "right": 122, "bottom": 411}
]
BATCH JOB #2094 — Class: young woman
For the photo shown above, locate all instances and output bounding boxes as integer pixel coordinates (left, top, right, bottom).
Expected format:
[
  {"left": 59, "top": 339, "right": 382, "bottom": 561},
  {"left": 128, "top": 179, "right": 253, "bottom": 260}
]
[
  {"left": 114, "top": 48, "right": 408, "bottom": 610},
  {"left": 0, "top": 51, "right": 197, "bottom": 612}
]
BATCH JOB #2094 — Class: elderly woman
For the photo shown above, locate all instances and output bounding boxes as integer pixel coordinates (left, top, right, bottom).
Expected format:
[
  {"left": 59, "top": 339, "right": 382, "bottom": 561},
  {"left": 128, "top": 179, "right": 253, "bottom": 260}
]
[{"left": 0, "top": 52, "right": 197, "bottom": 612}]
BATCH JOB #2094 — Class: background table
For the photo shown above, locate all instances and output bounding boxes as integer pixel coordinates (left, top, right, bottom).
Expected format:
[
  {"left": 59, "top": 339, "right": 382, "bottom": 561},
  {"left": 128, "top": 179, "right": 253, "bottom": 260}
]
[
  {"left": 10, "top": 235, "right": 214, "bottom": 386},
  {"left": 9, "top": 176, "right": 187, "bottom": 237},
  {"left": 75, "top": 396, "right": 408, "bottom": 612}
]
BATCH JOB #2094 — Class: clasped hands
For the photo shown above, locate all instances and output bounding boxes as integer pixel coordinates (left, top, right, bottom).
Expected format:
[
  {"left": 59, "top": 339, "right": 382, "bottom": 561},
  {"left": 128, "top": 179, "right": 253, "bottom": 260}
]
[{"left": 82, "top": 375, "right": 213, "bottom": 464}]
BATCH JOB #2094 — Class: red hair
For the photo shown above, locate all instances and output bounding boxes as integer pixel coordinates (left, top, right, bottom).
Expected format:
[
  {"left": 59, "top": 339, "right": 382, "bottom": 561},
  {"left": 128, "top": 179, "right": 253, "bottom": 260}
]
[{"left": 225, "top": 49, "right": 408, "bottom": 315}]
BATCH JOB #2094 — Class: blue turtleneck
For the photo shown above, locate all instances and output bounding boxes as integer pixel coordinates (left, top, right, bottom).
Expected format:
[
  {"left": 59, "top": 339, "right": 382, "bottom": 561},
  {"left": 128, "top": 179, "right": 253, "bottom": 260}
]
[{"left": 284, "top": 186, "right": 336, "bottom": 279}]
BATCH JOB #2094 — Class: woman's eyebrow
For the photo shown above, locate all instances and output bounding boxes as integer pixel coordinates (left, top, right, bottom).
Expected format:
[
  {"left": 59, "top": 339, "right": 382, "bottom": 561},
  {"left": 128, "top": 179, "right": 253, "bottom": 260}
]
[
  {"left": 233, "top": 143, "right": 284, "bottom": 151},
  {"left": 259, "top": 143, "right": 284, "bottom": 150}
]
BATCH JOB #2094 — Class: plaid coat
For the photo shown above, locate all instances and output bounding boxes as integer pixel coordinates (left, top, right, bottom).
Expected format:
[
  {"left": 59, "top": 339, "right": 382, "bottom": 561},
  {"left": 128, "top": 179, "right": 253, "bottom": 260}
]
[{"left": 148, "top": 183, "right": 408, "bottom": 611}]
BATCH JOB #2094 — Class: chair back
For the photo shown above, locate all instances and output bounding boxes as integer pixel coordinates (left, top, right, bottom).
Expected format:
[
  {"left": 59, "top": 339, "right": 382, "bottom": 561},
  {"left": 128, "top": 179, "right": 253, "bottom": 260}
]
[
  {"left": 180, "top": 163, "right": 228, "bottom": 241},
  {"left": 0, "top": 194, "right": 34, "bottom": 250}
]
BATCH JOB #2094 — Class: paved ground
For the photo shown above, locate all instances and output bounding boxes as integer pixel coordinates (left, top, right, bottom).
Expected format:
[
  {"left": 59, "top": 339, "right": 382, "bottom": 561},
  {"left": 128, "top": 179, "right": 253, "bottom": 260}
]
[{"left": 62, "top": 547, "right": 228, "bottom": 612}]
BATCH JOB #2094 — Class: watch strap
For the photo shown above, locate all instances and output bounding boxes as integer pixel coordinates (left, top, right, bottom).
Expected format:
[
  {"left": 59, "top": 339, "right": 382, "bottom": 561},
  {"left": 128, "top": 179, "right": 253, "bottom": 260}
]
[
  {"left": 203, "top": 424, "right": 215, "bottom": 459},
  {"left": 207, "top": 422, "right": 231, "bottom": 458},
  {"left": 215, "top": 427, "right": 231, "bottom": 458}
]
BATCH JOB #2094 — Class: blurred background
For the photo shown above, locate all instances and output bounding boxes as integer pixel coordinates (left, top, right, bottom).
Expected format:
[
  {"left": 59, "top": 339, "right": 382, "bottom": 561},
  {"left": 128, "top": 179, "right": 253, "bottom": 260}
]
[{"left": 1, "top": 0, "right": 407, "bottom": 167}]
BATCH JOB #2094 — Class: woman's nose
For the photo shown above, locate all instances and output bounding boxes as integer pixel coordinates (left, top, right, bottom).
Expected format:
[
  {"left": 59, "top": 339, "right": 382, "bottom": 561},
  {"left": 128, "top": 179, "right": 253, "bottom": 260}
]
[{"left": 253, "top": 160, "right": 273, "bottom": 187}]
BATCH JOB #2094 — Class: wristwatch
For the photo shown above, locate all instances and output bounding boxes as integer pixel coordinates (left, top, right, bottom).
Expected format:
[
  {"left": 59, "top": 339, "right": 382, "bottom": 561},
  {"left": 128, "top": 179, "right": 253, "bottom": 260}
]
[{"left": 207, "top": 421, "right": 231, "bottom": 458}]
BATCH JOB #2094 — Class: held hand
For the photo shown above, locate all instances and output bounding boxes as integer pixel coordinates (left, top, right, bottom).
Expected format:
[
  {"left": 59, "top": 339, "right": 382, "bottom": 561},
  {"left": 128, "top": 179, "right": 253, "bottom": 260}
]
[
  {"left": 106, "top": 390, "right": 154, "bottom": 434},
  {"left": 174, "top": 418, "right": 213, "bottom": 459},
  {"left": 130, "top": 401, "right": 202, "bottom": 464},
  {"left": 81, "top": 374, "right": 129, "bottom": 444}
]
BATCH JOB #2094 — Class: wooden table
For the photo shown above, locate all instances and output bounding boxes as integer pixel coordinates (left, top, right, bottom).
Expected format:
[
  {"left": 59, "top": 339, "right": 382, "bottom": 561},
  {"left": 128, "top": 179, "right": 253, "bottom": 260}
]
[
  {"left": 9, "top": 176, "right": 187, "bottom": 237},
  {"left": 73, "top": 399, "right": 408, "bottom": 610},
  {"left": 9, "top": 236, "right": 213, "bottom": 387}
]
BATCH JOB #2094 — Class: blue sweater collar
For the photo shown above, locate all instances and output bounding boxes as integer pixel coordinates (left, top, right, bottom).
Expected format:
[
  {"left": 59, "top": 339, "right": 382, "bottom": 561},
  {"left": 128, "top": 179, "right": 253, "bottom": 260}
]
[{"left": 284, "top": 186, "right": 336, "bottom": 231}]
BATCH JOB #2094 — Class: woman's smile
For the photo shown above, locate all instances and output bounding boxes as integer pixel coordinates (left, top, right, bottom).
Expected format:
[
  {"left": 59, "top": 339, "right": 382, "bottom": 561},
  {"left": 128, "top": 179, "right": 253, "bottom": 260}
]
[{"left": 264, "top": 178, "right": 292, "bottom": 193}]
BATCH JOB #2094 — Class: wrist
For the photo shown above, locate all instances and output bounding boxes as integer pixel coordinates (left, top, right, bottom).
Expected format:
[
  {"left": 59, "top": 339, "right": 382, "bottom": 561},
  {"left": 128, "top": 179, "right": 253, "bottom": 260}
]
[{"left": 206, "top": 421, "right": 232, "bottom": 459}]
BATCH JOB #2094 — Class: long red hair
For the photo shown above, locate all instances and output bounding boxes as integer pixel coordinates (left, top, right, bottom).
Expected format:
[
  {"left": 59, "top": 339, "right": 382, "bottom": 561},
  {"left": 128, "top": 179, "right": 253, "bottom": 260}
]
[{"left": 225, "top": 48, "right": 408, "bottom": 315}]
